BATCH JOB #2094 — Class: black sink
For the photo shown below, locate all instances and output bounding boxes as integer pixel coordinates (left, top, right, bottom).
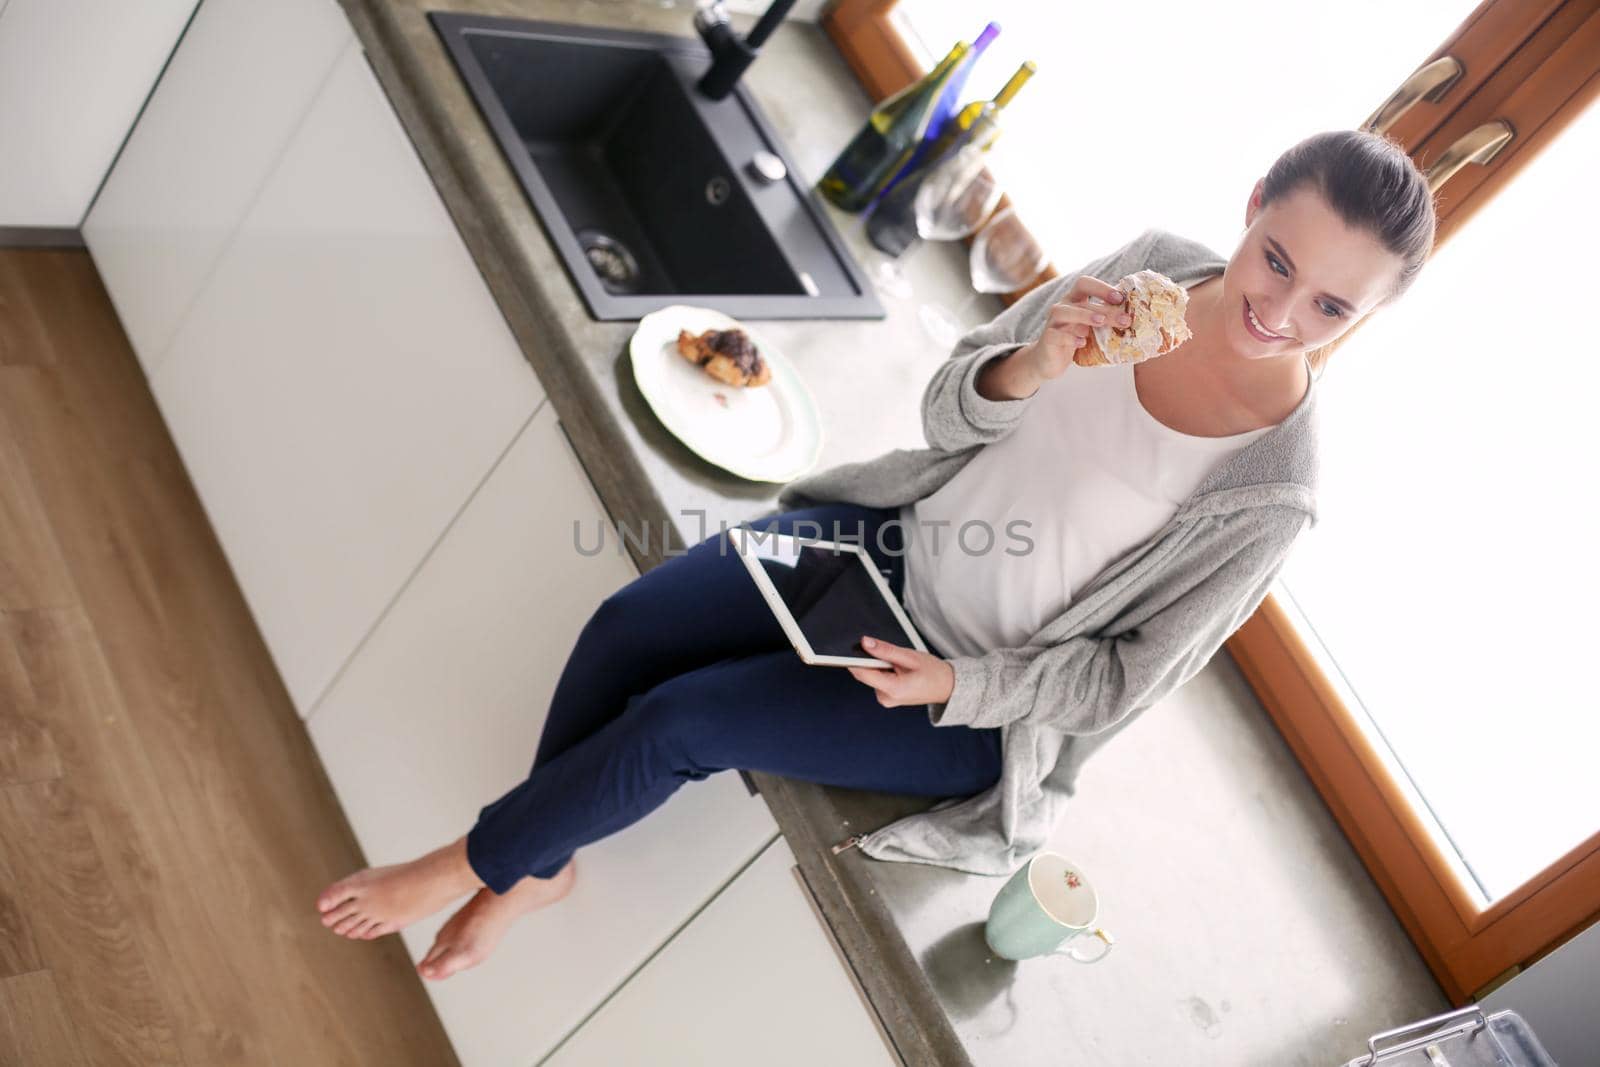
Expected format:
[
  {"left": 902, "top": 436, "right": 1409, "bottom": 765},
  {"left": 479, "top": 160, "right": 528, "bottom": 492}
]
[{"left": 430, "top": 13, "right": 884, "bottom": 321}]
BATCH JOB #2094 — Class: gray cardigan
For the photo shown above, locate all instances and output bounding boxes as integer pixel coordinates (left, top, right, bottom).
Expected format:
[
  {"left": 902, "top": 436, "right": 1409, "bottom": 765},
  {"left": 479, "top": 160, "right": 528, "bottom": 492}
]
[{"left": 774, "top": 228, "right": 1320, "bottom": 876}]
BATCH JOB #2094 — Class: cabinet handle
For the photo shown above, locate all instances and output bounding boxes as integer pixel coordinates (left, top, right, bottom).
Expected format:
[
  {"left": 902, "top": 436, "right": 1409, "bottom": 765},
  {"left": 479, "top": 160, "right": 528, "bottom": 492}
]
[
  {"left": 1361, "top": 55, "right": 1464, "bottom": 134},
  {"left": 1422, "top": 119, "right": 1517, "bottom": 194}
]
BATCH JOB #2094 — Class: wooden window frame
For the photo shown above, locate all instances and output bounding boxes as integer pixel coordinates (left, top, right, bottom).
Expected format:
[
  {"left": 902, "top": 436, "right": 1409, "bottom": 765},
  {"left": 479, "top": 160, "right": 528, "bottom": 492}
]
[{"left": 822, "top": 0, "right": 1600, "bottom": 1003}]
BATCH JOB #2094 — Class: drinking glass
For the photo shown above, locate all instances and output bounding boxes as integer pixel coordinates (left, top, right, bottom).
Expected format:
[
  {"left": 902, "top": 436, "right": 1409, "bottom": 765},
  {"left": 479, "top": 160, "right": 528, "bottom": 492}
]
[
  {"left": 868, "top": 144, "right": 1001, "bottom": 301},
  {"left": 919, "top": 206, "right": 1049, "bottom": 349},
  {"left": 914, "top": 143, "right": 1002, "bottom": 241},
  {"left": 859, "top": 214, "right": 916, "bottom": 300}
]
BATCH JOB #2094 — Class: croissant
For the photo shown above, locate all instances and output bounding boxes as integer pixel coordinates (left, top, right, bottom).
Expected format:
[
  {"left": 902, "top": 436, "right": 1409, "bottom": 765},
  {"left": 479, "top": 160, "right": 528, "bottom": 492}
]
[
  {"left": 1073, "top": 269, "right": 1193, "bottom": 367},
  {"left": 675, "top": 328, "right": 772, "bottom": 387}
]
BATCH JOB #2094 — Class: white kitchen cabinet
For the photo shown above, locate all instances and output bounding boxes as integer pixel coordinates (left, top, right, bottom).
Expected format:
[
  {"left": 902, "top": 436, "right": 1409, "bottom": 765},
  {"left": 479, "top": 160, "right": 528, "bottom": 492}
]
[
  {"left": 308, "top": 403, "right": 781, "bottom": 1067},
  {"left": 0, "top": 0, "right": 200, "bottom": 230},
  {"left": 544, "top": 835, "right": 900, "bottom": 1067},
  {"left": 0, "top": 0, "right": 200, "bottom": 229},
  {"left": 151, "top": 41, "right": 544, "bottom": 715},
  {"left": 82, "top": 0, "right": 351, "bottom": 373}
]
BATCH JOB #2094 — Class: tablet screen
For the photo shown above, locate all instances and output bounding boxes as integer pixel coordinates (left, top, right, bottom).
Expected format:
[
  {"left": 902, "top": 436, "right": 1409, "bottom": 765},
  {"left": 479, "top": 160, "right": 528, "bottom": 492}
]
[{"left": 743, "top": 534, "right": 920, "bottom": 658}]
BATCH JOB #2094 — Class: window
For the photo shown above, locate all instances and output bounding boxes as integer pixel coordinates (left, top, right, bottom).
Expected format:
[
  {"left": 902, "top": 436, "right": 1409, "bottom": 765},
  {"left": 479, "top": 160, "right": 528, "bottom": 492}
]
[
  {"left": 824, "top": 0, "right": 1600, "bottom": 1002},
  {"left": 1278, "top": 95, "right": 1600, "bottom": 906}
]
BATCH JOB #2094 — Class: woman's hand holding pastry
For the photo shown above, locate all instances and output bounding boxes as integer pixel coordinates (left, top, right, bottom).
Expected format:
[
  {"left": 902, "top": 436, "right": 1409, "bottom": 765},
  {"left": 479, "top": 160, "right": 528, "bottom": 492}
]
[
  {"left": 846, "top": 637, "right": 956, "bottom": 708},
  {"left": 1020, "top": 275, "right": 1133, "bottom": 380}
]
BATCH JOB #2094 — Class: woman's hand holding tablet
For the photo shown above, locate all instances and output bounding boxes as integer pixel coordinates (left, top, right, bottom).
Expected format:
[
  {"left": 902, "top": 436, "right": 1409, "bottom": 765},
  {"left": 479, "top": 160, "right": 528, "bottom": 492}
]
[
  {"left": 845, "top": 636, "right": 956, "bottom": 708},
  {"left": 728, "top": 526, "right": 930, "bottom": 670}
]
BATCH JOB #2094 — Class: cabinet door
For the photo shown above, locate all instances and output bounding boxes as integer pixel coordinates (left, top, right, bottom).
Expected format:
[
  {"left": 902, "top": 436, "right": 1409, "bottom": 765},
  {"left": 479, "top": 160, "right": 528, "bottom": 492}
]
[
  {"left": 308, "top": 405, "right": 780, "bottom": 1067},
  {"left": 151, "top": 42, "right": 544, "bottom": 715},
  {"left": 0, "top": 0, "right": 199, "bottom": 228},
  {"left": 82, "top": 0, "right": 351, "bottom": 373},
  {"left": 544, "top": 835, "right": 900, "bottom": 1067}
]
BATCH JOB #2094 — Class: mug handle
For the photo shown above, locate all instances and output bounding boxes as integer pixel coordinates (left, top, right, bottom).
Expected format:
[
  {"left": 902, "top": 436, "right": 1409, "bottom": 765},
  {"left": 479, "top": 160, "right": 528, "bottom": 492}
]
[{"left": 1054, "top": 927, "right": 1115, "bottom": 964}]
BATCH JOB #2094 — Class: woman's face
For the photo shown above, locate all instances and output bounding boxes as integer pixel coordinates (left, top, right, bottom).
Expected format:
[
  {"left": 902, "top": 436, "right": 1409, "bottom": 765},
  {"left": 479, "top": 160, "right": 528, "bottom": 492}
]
[{"left": 1217, "top": 180, "right": 1406, "bottom": 362}]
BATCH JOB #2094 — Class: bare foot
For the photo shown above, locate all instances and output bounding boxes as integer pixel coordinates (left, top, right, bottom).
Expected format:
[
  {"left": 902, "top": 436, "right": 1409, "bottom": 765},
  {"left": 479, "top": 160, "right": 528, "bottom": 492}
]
[
  {"left": 316, "top": 835, "right": 484, "bottom": 939},
  {"left": 416, "top": 858, "right": 577, "bottom": 981}
]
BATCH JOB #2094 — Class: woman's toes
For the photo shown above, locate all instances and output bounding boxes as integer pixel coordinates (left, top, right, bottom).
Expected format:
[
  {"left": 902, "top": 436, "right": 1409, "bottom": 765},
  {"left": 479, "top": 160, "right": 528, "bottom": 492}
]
[
  {"left": 419, "top": 945, "right": 478, "bottom": 981},
  {"left": 416, "top": 952, "right": 444, "bottom": 979},
  {"left": 361, "top": 923, "right": 386, "bottom": 940},
  {"left": 349, "top": 918, "right": 376, "bottom": 939},
  {"left": 316, "top": 876, "right": 361, "bottom": 913},
  {"left": 333, "top": 912, "right": 365, "bottom": 937},
  {"left": 320, "top": 900, "right": 361, "bottom": 929},
  {"left": 430, "top": 950, "right": 470, "bottom": 980}
]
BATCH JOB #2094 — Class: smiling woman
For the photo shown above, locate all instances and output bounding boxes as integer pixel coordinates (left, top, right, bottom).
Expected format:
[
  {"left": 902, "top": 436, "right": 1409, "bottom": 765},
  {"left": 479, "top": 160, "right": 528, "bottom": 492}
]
[{"left": 1239, "top": 135, "right": 1434, "bottom": 371}]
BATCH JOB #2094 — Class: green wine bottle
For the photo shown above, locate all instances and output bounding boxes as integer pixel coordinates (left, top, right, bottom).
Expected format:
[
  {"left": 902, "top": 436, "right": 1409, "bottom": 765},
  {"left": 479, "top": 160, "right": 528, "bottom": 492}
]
[
  {"left": 865, "top": 62, "right": 1036, "bottom": 256},
  {"left": 927, "top": 61, "right": 1035, "bottom": 170},
  {"left": 816, "top": 41, "right": 971, "bottom": 213}
]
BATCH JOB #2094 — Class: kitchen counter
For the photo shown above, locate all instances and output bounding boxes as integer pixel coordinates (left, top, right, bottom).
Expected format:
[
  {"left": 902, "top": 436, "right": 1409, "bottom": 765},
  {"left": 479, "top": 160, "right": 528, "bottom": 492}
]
[{"left": 332, "top": 1, "right": 1448, "bottom": 1063}]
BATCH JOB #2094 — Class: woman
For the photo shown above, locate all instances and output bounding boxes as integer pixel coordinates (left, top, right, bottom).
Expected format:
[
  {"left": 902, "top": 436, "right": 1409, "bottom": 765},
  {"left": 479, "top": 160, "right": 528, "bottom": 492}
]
[{"left": 315, "top": 129, "right": 1436, "bottom": 981}]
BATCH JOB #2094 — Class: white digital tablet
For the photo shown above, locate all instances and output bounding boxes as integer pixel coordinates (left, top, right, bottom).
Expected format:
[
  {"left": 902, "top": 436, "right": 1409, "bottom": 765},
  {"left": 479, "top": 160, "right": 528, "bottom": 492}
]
[{"left": 728, "top": 526, "right": 930, "bottom": 668}]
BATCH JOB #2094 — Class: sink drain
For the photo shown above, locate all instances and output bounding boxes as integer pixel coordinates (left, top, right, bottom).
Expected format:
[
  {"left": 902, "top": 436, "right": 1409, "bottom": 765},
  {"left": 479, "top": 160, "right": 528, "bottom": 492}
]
[{"left": 576, "top": 228, "right": 641, "bottom": 295}]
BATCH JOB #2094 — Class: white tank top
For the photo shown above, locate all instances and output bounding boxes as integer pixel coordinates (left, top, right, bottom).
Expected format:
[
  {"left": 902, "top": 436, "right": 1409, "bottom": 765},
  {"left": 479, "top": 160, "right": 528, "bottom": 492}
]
[{"left": 899, "top": 360, "right": 1273, "bottom": 659}]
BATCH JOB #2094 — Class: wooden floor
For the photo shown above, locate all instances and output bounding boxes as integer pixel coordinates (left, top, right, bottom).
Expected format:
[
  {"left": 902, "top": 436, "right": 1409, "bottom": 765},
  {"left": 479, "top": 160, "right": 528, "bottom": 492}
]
[{"left": 0, "top": 249, "right": 459, "bottom": 1065}]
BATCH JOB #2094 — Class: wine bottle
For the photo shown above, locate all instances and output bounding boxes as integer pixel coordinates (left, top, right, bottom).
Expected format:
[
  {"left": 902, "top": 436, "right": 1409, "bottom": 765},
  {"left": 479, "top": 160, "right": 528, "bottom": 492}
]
[
  {"left": 928, "top": 61, "right": 1035, "bottom": 167},
  {"left": 816, "top": 41, "right": 971, "bottom": 214},
  {"left": 874, "top": 22, "right": 1002, "bottom": 205},
  {"left": 865, "top": 62, "right": 1036, "bottom": 257}
]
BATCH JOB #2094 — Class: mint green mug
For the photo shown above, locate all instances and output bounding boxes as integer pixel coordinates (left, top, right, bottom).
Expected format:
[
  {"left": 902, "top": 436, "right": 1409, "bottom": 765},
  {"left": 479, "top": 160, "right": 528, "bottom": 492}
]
[{"left": 985, "top": 852, "right": 1115, "bottom": 964}]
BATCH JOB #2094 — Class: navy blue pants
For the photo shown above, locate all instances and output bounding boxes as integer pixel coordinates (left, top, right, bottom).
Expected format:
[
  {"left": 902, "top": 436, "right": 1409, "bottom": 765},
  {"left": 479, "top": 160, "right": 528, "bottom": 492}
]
[{"left": 463, "top": 502, "right": 1004, "bottom": 894}]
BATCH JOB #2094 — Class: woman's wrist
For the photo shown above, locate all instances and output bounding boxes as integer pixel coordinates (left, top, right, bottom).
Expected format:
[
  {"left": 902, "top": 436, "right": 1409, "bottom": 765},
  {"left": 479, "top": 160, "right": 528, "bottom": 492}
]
[
  {"left": 975, "top": 343, "right": 1044, "bottom": 402},
  {"left": 933, "top": 657, "right": 956, "bottom": 705}
]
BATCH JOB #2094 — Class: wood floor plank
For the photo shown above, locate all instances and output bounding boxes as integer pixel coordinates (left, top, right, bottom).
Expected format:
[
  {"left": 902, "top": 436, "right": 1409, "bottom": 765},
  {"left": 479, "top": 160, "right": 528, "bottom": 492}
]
[
  {"left": 0, "top": 612, "right": 64, "bottom": 787},
  {"left": 3, "top": 606, "right": 269, "bottom": 1066},
  {"left": 0, "top": 249, "right": 461, "bottom": 1065},
  {"left": 0, "top": 969, "right": 90, "bottom": 1067},
  {"left": 0, "top": 785, "right": 46, "bottom": 977},
  {"left": 0, "top": 408, "right": 76, "bottom": 610},
  {"left": 0, "top": 253, "right": 58, "bottom": 368},
  {"left": 0, "top": 777, "right": 181, "bottom": 1066}
]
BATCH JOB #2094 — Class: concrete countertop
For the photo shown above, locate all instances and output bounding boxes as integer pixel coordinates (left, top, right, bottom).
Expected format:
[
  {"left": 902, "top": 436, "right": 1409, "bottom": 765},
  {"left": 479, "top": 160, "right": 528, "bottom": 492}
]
[{"left": 336, "top": 0, "right": 1005, "bottom": 1063}]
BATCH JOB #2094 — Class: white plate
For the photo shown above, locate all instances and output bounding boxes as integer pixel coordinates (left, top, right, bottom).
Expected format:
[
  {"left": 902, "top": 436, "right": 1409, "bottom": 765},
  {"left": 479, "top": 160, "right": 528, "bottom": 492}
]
[{"left": 629, "top": 305, "right": 823, "bottom": 483}]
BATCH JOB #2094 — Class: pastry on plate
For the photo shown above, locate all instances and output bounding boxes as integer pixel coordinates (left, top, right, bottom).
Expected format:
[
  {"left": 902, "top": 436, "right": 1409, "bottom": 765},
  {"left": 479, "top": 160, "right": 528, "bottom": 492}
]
[
  {"left": 1073, "top": 269, "right": 1193, "bottom": 367},
  {"left": 675, "top": 327, "right": 772, "bottom": 387}
]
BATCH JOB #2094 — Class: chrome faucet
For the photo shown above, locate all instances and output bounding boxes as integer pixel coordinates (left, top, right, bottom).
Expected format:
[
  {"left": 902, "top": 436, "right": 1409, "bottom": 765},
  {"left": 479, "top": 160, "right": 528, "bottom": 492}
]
[{"left": 692, "top": 0, "right": 799, "bottom": 100}]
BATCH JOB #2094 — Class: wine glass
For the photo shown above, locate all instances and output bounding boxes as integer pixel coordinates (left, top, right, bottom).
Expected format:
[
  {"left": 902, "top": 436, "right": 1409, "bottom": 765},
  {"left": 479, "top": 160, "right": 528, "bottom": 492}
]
[
  {"left": 859, "top": 216, "right": 916, "bottom": 300},
  {"left": 914, "top": 143, "right": 1002, "bottom": 240},
  {"left": 919, "top": 206, "right": 1049, "bottom": 349},
  {"left": 867, "top": 144, "right": 1001, "bottom": 300},
  {"left": 909, "top": 144, "right": 1002, "bottom": 334}
]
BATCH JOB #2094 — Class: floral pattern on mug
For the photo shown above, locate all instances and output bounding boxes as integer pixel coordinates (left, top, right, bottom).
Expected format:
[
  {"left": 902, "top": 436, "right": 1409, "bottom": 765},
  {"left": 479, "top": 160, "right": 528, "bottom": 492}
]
[{"left": 1064, "top": 871, "right": 1082, "bottom": 889}]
